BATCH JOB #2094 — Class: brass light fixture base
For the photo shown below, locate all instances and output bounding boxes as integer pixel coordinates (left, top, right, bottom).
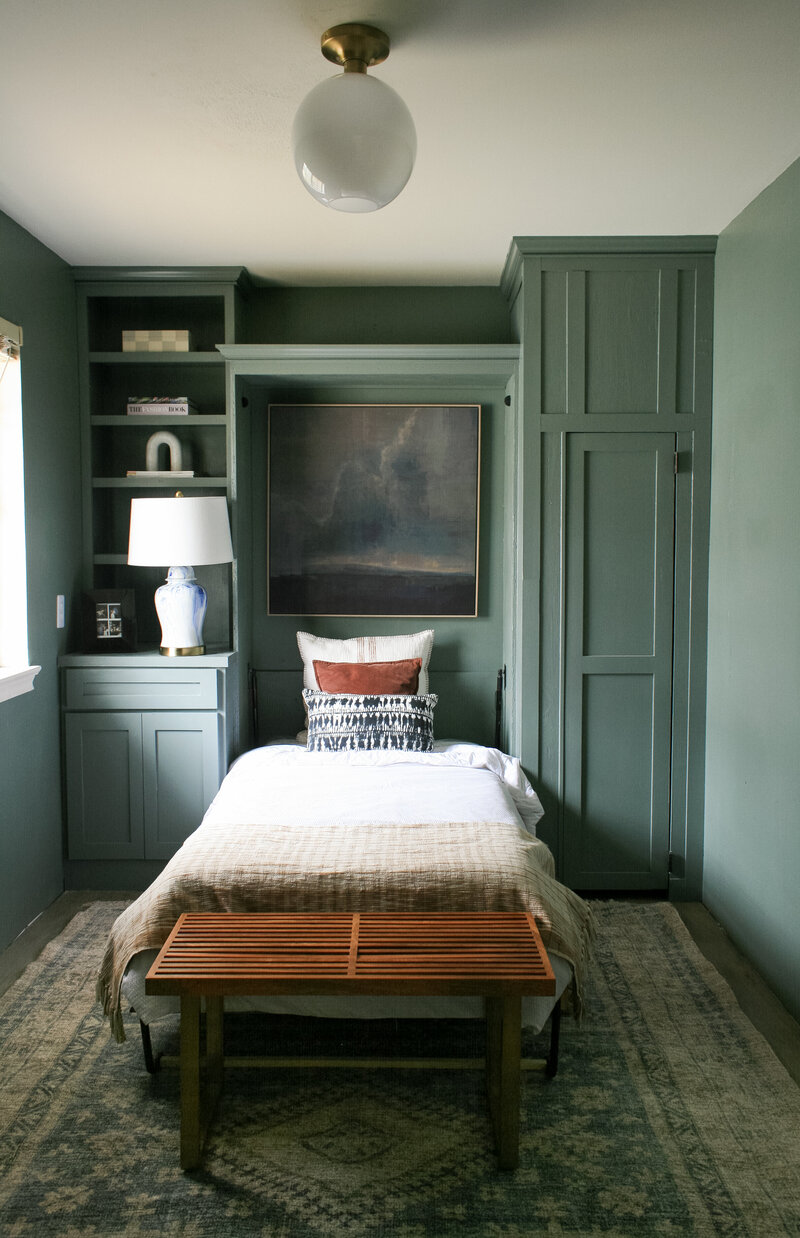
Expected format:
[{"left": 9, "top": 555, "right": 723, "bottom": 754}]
[
  {"left": 320, "top": 23, "right": 390, "bottom": 73},
  {"left": 160, "top": 645, "right": 205, "bottom": 657}
]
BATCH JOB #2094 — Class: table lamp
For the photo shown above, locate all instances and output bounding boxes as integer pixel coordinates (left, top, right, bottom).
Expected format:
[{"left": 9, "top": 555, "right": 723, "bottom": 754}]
[{"left": 128, "top": 493, "right": 233, "bottom": 656}]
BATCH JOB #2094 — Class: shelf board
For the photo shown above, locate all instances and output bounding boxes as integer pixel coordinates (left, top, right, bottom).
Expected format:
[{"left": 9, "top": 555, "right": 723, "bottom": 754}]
[
  {"left": 92, "top": 476, "right": 228, "bottom": 489},
  {"left": 88, "top": 351, "right": 223, "bottom": 364},
  {"left": 91, "top": 415, "right": 227, "bottom": 426}
]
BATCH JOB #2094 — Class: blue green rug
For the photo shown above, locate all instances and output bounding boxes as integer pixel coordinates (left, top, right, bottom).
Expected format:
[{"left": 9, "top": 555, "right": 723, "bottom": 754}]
[{"left": 1, "top": 899, "right": 798, "bottom": 1236}]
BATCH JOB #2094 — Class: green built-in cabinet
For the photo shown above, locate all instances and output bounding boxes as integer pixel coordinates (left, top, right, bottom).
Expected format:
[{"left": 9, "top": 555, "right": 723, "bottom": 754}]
[
  {"left": 63, "top": 249, "right": 714, "bottom": 899},
  {"left": 60, "top": 653, "right": 236, "bottom": 875},
  {"left": 502, "top": 239, "right": 715, "bottom": 897},
  {"left": 62, "top": 269, "right": 249, "bottom": 886}
]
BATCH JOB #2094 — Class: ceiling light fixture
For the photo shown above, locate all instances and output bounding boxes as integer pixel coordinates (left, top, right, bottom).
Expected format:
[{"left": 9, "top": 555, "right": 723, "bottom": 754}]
[{"left": 292, "top": 22, "right": 416, "bottom": 213}]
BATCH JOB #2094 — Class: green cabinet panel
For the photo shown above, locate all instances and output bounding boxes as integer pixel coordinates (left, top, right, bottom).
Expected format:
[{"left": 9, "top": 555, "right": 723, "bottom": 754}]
[
  {"left": 541, "top": 271, "right": 568, "bottom": 415},
  {"left": 66, "top": 710, "right": 222, "bottom": 861},
  {"left": 64, "top": 666, "right": 220, "bottom": 711},
  {"left": 509, "top": 247, "right": 714, "bottom": 425},
  {"left": 578, "top": 673, "right": 659, "bottom": 873},
  {"left": 65, "top": 713, "right": 144, "bottom": 860},
  {"left": 584, "top": 269, "right": 661, "bottom": 414},
  {"left": 676, "top": 269, "right": 700, "bottom": 415},
  {"left": 582, "top": 445, "right": 664, "bottom": 655},
  {"left": 142, "top": 712, "right": 222, "bottom": 859},
  {"left": 562, "top": 433, "right": 675, "bottom": 889}
]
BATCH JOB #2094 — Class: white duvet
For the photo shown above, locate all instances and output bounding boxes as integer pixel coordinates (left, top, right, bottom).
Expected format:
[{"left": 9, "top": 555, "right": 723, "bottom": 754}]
[{"left": 204, "top": 738, "right": 546, "bottom": 834}]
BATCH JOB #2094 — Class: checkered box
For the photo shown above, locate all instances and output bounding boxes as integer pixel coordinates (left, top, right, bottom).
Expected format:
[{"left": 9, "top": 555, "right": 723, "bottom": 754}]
[{"left": 122, "top": 329, "right": 192, "bottom": 352}]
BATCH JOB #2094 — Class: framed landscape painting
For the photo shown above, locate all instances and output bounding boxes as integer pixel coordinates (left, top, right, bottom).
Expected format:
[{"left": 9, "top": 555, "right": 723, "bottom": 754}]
[{"left": 268, "top": 403, "right": 480, "bottom": 617}]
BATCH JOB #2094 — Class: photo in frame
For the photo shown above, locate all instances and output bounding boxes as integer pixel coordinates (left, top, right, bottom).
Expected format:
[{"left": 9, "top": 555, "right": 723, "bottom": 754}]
[
  {"left": 268, "top": 404, "right": 480, "bottom": 617},
  {"left": 82, "top": 589, "right": 137, "bottom": 652}
]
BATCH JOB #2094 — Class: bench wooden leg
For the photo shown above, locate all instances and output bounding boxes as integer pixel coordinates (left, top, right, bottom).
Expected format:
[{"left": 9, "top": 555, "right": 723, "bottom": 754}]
[
  {"left": 485, "top": 994, "right": 522, "bottom": 1170},
  {"left": 180, "top": 995, "right": 202, "bottom": 1170},
  {"left": 546, "top": 999, "right": 561, "bottom": 1077},
  {"left": 179, "top": 995, "right": 225, "bottom": 1171},
  {"left": 206, "top": 996, "right": 225, "bottom": 1118}
]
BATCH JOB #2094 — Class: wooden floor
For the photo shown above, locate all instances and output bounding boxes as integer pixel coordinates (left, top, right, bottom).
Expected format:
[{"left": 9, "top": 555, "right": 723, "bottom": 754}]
[{"left": 1, "top": 892, "right": 798, "bottom": 1085}]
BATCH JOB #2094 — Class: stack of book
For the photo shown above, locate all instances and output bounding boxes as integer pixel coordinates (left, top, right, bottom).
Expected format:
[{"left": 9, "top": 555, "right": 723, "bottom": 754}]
[{"left": 126, "top": 397, "right": 197, "bottom": 416}]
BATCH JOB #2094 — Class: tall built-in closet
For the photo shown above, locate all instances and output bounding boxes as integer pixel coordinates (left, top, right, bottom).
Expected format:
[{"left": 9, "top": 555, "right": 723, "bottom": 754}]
[{"left": 501, "top": 239, "right": 715, "bottom": 899}]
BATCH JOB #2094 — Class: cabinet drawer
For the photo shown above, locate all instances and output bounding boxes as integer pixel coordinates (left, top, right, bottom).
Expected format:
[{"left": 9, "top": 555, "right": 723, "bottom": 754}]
[{"left": 64, "top": 667, "right": 220, "bottom": 711}]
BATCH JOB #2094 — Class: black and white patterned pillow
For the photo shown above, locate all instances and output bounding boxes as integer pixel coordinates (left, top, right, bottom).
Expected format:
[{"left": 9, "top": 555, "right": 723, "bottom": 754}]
[{"left": 303, "top": 690, "right": 437, "bottom": 753}]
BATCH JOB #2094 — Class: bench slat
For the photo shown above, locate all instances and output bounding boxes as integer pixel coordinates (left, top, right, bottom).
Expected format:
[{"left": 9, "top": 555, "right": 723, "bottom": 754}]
[{"left": 146, "top": 912, "right": 556, "bottom": 997}]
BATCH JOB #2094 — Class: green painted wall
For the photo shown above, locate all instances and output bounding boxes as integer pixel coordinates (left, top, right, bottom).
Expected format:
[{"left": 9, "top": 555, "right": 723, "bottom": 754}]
[
  {"left": 0, "top": 209, "right": 82, "bottom": 950},
  {"left": 705, "top": 157, "right": 800, "bottom": 1020},
  {"left": 245, "top": 285, "right": 512, "bottom": 345}
]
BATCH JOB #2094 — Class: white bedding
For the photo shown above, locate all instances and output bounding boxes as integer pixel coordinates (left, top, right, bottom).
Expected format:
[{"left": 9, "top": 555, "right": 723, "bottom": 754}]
[
  {"left": 205, "top": 738, "right": 546, "bottom": 833},
  {"left": 120, "top": 741, "right": 573, "bottom": 1034}
]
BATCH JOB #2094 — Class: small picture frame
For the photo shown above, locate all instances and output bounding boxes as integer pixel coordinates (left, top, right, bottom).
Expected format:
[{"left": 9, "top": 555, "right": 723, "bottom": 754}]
[{"left": 82, "top": 590, "right": 137, "bottom": 653}]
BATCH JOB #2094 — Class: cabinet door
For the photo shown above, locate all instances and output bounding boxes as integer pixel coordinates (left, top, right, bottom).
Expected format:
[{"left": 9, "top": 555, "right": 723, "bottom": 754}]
[
  {"left": 562, "top": 434, "right": 675, "bottom": 889},
  {"left": 141, "top": 711, "right": 222, "bottom": 860},
  {"left": 65, "top": 712, "right": 144, "bottom": 859}
]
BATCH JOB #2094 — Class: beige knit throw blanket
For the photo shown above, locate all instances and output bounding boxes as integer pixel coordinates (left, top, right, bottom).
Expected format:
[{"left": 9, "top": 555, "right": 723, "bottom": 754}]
[{"left": 97, "top": 817, "right": 594, "bottom": 1043}]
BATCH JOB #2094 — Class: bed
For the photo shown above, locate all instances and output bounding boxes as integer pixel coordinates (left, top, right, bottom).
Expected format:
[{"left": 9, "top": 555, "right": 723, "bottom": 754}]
[{"left": 97, "top": 631, "right": 594, "bottom": 1050}]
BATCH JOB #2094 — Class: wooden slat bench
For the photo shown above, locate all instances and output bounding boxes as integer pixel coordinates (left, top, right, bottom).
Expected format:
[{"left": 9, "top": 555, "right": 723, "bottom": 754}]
[{"left": 145, "top": 910, "right": 557, "bottom": 1171}]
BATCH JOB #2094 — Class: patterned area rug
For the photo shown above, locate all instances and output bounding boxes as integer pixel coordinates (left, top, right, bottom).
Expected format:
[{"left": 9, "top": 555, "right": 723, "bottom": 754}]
[{"left": 1, "top": 900, "right": 798, "bottom": 1237}]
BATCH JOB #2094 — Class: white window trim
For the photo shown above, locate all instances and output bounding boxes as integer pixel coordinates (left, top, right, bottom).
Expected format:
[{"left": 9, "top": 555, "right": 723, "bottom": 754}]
[
  {"left": 1, "top": 313, "right": 38, "bottom": 703},
  {"left": 0, "top": 664, "right": 41, "bottom": 703}
]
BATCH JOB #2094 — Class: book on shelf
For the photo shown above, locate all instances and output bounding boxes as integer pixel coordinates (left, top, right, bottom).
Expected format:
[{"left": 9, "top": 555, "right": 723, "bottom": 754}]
[
  {"left": 126, "top": 397, "right": 197, "bottom": 416},
  {"left": 125, "top": 470, "right": 196, "bottom": 478},
  {"left": 122, "top": 329, "right": 191, "bottom": 352}
]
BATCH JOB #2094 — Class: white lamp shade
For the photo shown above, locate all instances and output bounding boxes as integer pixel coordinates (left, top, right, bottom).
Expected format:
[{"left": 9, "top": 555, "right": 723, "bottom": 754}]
[
  {"left": 128, "top": 496, "right": 233, "bottom": 567},
  {"left": 293, "top": 72, "right": 416, "bottom": 212}
]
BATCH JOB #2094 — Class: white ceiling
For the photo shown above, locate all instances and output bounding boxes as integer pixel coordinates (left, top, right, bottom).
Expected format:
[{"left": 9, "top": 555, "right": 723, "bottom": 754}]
[{"left": 2, "top": 0, "right": 799, "bottom": 286}]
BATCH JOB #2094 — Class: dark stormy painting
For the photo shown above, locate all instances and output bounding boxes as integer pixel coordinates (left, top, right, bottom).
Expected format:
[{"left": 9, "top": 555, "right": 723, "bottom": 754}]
[{"left": 267, "top": 404, "right": 480, "bottom": 616}]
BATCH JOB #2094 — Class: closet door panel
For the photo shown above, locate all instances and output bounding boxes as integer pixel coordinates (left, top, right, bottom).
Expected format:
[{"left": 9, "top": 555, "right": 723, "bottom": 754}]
[
  {"left": 563, "top": 433, "right": 675, "bottom": 889},
  {"left": 580, "top": 672, "right": 658, "bottom": 874},
  {"left": 582, "top": 445, "right": 662, "bottom": 654}
]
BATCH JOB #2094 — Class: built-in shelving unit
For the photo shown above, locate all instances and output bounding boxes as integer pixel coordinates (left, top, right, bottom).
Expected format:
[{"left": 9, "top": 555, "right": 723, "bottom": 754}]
[
  {"left": 73, "top": 267, "right": 248, "bottom": 650},
  {"left": 64, "top": 269, "right": 249, "bottom": 886}
]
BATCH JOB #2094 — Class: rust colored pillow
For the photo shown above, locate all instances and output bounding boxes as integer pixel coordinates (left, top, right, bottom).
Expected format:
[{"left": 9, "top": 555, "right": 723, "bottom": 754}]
[{"left": 312, "top": 658, "right": 421, "bottom": 695}]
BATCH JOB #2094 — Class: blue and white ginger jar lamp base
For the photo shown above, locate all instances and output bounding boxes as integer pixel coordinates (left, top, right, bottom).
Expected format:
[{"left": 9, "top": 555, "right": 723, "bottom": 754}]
[{"left": 154, "top": 565, "right": 208, "bottom": 656}]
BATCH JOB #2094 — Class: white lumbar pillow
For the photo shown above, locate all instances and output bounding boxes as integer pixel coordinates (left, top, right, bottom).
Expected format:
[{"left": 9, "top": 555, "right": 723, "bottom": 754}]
[{"left": 296, "top": 629, "right": 435, "bottom": 694}]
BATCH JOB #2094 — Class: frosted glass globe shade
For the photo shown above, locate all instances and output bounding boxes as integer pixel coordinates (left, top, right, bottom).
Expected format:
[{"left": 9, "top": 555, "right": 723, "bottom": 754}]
[{"left": 293, "top": 73, "right": 416, "bottom": 212}]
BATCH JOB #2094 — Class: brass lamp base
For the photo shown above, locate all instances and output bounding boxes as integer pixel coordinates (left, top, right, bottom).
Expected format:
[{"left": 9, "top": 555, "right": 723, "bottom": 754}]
[{"left": 160, "top": 645, "right": 205, "bottom": 657}]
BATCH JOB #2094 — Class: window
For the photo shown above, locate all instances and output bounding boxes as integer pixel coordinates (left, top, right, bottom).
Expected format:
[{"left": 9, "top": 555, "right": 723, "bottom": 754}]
[{"left": 0, "top": 314, "right": 39, "bottom": 702}]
